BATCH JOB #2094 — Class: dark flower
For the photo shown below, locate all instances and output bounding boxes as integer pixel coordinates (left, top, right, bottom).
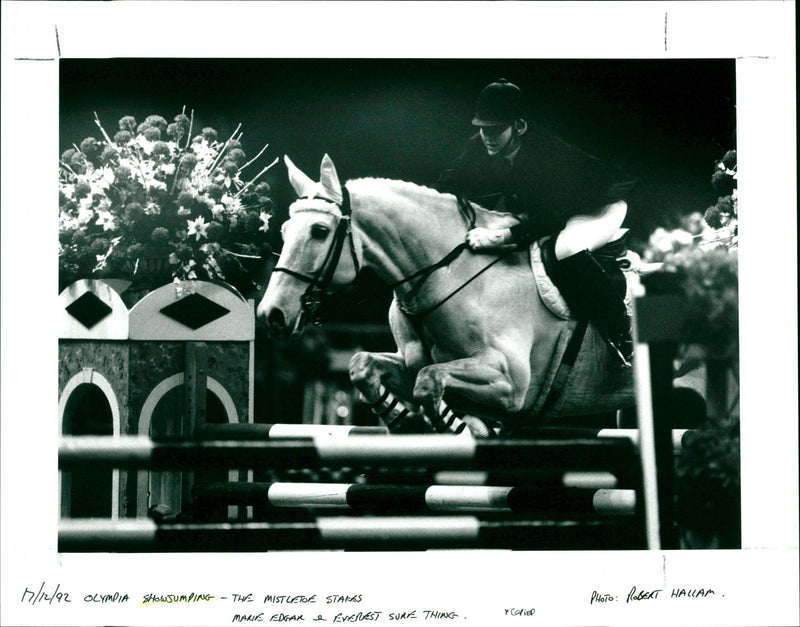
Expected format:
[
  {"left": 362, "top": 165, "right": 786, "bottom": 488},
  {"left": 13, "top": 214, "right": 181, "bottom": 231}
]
[
  {"left": 100, "top": 146, "right": 120, "bottom": 165},
  {"left": 143, "top": 126, "right": 162, "bottom": 141},
  {"left": 206, "top": 221, "right": 224, "bottom": 241},
  {"left": 151, "top": 141, "right": 171, "bottom": 160},
  {"left": 125, "top": 241, "right": 143, "bottom": 255},
  {"left": 61, "top": 148, "right": 78, "bottom": 163},
  {"left": 74, "top": 181, "right": 92, "bottom": 199},
  {"left": 225, "top": 148, "right": 246, "bottom": 165},
  {"left": 150, "top": 226, "right": 171, "bottom": 245},
  {"left": 226, "top": 139, "right": 243, "bottom": 151},
  {"left": 114, "top": 165, "right": 132, "bottom": 181},
  {"left": 113, "top": 130, "right": 133, "bottom": 146},
  {"left": 177, "top": 154, "right": 198, "bottom": 173},
  {"left": 144, "top": 115, "right": 168, "bottom": 132},
  {"left": 124, "top": 202, "right": 146, "bottom": 222},
  {"left": 254, "top": 182, "right": 271, "bottom": 196},
  {"left": 703, "top": 205, "right": 722, "bottom": 229},
  {"left": 118, "top": 116, "right": 137, "bottom": 132},
  {"left": 167, "top": 123, "right": 184, "bottom": 141},
  {"left": 177, "top": 191, "right": 195, "bottom": 208},
  {"left": 202, "top": 127, "right": 218, "bottom": 142},
  {"left": 711, "top": 170, "right": 736, "bottom": 195},
  {"left": 79, "top": 137, "right": 100, "bottom": 156},
  {"left": 173, "top": 114, "right": 190, "bottom": 132},
  {"left": 244, "top": 211, "right": 262, "bottom": 233},
  {"left": 219, "top": 160, "right": 239, "bottom": 177},
  {"left": 205, "top": 183, "right": 224, "bottom": 201},
  {"left": 90, "top": 237, "right": 110, "bottom": 255},
  {"left": 704, "top": 195, "right": 736, "bottom": 229}
]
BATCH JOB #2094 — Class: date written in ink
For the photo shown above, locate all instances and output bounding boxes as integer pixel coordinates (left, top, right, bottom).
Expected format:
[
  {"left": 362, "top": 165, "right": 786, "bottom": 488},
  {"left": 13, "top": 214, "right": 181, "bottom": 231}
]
[{"left": 21, "top": 582, "right": 72, "bottom": 605}]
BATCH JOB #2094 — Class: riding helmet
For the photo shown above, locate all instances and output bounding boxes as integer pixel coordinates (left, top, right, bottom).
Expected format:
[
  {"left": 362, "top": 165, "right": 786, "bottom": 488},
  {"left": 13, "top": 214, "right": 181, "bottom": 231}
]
[{"left": 472, "top": 79, "right": 525, "bottom": 127}]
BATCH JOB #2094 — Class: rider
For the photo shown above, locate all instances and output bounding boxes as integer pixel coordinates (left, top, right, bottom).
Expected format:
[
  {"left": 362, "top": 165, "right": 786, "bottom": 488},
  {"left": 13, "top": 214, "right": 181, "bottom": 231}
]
[{"left": 435, "top": 78, "right": 637, "bottom": 364}]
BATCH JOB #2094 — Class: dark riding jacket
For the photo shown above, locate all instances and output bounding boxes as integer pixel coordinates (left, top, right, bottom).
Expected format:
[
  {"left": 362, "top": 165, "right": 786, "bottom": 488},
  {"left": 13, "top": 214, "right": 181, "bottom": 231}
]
[{"left": 435, "top": 126, "right": 637, "bottom": 246}]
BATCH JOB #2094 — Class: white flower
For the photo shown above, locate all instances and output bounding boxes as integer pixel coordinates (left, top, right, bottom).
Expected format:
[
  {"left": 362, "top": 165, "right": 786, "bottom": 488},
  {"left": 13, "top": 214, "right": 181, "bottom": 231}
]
[
  {"left": 77, "top": 205, "right": 95, "bottom": 226},
  {"left": 187, "top": 215, "right": 208, "bottom": 241},
  {"left": 221, "top": 194, "right": 243, "bottom": 216},
  {"left": 135, "top": 135, "right": 155, "bottom": 155},
  {"left": 96, "top": 209, "right": 117, "bottom": 231},
  {"left": 61, "top": 183, "right": 76, "bottom": 201},
  {"left": 177, "top": 207, "right": 192, "bottom": 216},
  {"left": 96, "top": 166, "right": 115, "bottom": 189},
  {"left": 212, "top": 204, "right": 226, "bottom": 219},
  {"left": 160, "top": 163, "right": 176, "bottom": 176},
  {"left": 148, "top": 179, "right": 168, "bottom": 192},
  {"left": 259, "top": 211, "right": 271, "bottom": 233}
]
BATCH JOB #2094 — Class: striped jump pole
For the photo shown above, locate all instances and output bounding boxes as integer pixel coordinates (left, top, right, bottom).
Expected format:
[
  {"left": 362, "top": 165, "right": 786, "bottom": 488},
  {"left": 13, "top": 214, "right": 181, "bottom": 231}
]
[
  {"left": 195, "top": 423, "right": 389, "bottom": 440},
  {"left": 195, "top": 482, "right": 636, "bottom": 517},
  {"left": 59, "top": 435, "right": 637, "bottom": 471},
  {"left": 198, "top": 423, "right": 692, "bottom": 452},
  {"left": 58, "top": 516, "right": 642, "bottom": 552}
]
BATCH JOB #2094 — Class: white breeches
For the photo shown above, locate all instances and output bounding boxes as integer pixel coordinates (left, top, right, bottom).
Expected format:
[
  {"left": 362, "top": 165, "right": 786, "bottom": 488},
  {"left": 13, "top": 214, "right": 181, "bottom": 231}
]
[{"left": 553, "top": 201, "right": 628, "bottom": 260}]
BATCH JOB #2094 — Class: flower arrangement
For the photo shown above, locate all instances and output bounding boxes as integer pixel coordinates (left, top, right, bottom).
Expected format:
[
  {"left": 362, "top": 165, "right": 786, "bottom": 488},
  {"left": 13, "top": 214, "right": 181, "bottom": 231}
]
[{"left": 59, "top": 110, "right": 278, "bottom": 291}]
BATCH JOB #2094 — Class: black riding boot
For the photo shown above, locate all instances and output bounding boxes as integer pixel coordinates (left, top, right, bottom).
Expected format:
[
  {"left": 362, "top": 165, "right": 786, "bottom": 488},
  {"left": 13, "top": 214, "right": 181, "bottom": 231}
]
[{"left": 541, "top": 238, "right": 633, "bottom": 366}]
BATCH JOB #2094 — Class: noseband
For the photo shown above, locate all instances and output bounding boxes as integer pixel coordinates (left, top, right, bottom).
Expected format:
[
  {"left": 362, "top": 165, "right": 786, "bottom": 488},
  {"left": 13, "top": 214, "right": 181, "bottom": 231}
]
[{"left": 271, "top": 186, "right": 359, "bottom": 325}]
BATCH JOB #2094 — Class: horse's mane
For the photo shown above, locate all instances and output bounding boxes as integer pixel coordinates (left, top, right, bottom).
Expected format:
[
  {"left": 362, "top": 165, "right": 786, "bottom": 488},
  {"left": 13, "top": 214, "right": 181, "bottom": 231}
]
[{"left": 347, "top": 177, "right": 517, "bottom": 223}]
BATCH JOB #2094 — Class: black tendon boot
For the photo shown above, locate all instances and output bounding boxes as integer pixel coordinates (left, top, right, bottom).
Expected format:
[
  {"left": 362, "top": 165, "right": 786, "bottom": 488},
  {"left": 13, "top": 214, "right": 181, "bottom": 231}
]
[{"left": 541, "top": 238, "right": 633, "bottom": 366}]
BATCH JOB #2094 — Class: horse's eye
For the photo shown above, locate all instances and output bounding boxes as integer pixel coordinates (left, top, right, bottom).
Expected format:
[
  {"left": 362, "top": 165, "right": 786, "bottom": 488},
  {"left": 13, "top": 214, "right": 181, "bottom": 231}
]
[{"left": 310, "top": 223, "right": 330, "bottom": 240}]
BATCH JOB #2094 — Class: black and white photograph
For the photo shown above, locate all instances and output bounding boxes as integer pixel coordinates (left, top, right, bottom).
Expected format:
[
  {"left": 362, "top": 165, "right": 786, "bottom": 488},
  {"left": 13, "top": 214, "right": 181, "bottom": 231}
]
[{"left": 1, "top": 2, "right": 797, "bottom": 626}]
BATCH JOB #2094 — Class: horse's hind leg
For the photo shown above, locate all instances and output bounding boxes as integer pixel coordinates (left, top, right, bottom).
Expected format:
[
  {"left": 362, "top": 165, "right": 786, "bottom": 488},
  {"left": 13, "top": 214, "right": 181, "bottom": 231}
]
[{"left": 349, "top": 351, "right": 429, "bottom": 433}]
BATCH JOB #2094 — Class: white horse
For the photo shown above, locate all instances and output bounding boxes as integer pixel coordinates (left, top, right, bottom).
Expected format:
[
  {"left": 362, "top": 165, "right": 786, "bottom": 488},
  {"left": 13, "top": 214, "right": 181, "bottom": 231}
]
[{"left": 258, "top": 155, "right": 634, "bottom": 436}]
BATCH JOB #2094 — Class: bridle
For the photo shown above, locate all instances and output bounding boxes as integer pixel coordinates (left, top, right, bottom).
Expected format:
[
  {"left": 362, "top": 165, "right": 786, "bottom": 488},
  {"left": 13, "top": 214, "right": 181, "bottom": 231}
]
[
  {"left": 271, "top": 185, "right": 359, "bottom": 326},
  {"left": 272, "top": 186, "right": 514, "bottom": 325}
]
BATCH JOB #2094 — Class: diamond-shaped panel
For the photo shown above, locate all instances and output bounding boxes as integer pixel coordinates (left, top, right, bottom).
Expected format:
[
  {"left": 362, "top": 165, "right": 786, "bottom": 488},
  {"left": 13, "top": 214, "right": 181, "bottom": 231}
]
[
  {"left": 160, "top": 293, "right": 230, "bottom": 330},
  {"left": 65, "top": 292, "right": 113, "bottom": 329}
]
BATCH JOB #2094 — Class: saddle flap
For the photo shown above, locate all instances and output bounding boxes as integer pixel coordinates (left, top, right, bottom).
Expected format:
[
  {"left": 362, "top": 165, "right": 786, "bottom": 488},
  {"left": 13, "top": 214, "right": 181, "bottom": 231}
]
[{"left": 530, "top": 242, "right": 571, "bottom": 320}]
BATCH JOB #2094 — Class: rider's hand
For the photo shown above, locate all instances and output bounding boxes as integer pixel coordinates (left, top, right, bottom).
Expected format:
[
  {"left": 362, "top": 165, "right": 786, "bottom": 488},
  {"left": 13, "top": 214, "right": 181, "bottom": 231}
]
[{"left": 466, "top": 227, "right": 513, "bottom": 250}]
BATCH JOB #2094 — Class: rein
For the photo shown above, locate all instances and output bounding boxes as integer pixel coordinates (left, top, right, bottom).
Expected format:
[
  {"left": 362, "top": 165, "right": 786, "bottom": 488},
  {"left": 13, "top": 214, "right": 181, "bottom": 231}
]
[{"left": 394, "top": 195, "right": 516, "bottom": 320}]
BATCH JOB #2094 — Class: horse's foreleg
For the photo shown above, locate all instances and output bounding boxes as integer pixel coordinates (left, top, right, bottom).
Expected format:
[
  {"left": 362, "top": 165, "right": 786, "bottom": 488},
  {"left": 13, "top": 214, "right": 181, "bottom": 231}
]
[
  {"left": 349, "top": 351, "right": 429, "bottom": 433},
  {"left": 413, "top": 351, "right": 521, "bottom": 437}
]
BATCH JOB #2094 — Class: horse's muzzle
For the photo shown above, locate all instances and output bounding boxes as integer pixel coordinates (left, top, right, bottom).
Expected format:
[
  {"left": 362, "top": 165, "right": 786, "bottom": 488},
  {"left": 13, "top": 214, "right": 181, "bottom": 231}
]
[{"left": 265, "top": 307, "right": 291, "bottom": 339}]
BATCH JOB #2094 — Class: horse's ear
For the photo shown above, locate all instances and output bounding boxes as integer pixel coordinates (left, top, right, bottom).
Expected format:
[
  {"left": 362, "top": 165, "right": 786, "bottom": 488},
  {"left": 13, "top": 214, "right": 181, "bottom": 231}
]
[
  {"left": 284, "top": 155, "right": 316, "bottom": 198},
  {"left": 319, "top": 154, "right": 343, "bottom": 204}
]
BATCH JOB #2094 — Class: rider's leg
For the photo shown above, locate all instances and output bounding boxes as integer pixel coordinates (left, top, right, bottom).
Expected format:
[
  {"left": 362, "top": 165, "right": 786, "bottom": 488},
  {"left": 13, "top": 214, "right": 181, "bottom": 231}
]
[
  {"left": 553, "top": 200, "right": 627, "bottom": 259},
  {"left": 543, "top": 201, "right": 632, "bottom": 365}
]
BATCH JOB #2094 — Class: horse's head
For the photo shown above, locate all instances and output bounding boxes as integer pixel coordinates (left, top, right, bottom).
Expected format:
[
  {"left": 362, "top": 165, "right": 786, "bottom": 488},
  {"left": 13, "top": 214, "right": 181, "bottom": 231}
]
[{"left": 257, "top": 155, "right": 359, "bottom": 337}]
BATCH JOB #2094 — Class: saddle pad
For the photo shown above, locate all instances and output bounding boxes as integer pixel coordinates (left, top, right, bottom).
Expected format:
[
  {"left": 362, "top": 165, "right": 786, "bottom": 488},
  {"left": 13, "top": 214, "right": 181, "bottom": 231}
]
[{"left": 530, "top": 241, "right": 571, "bottom": 320}]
